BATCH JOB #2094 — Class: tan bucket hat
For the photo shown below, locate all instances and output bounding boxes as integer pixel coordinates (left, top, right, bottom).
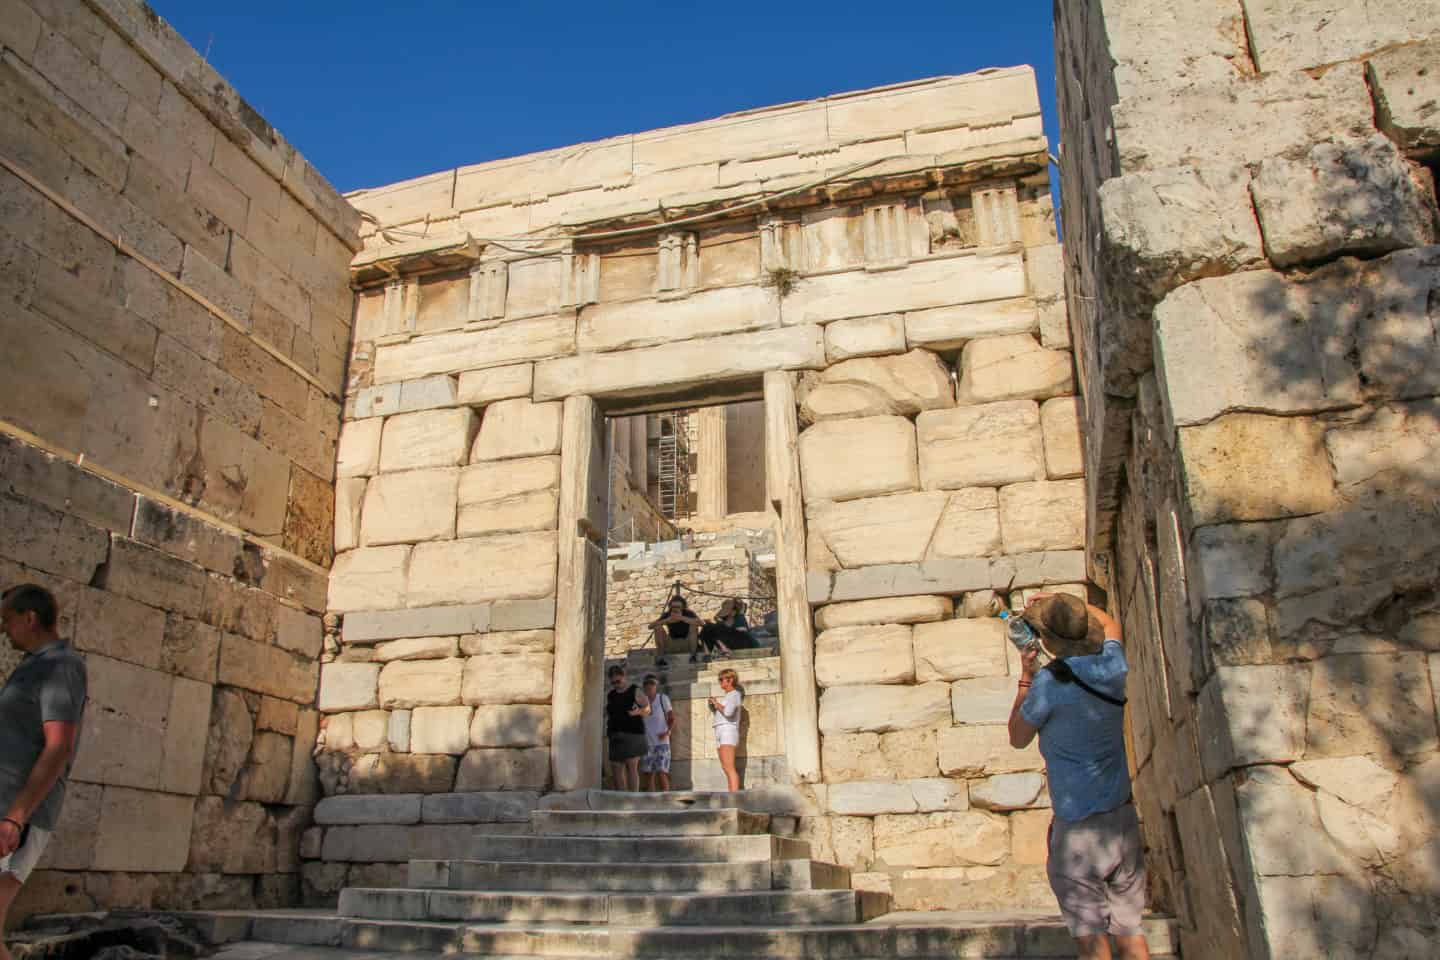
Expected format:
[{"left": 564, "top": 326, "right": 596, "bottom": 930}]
[{"left": 1021, "top": 594, "right": 1105, "bottom": 659}]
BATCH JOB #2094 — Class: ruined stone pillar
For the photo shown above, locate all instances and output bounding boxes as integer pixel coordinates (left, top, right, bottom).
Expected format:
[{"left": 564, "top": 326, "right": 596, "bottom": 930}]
[
  {"left": 552, "top": 396, "right": 609, "bottom": 791},
  {"left": 628, "top": 415, "right": 648, "bottom": 491},
  {"left": 763, "top": 372, "right": 820, "bottom": 783},
  {"left": 696, "top": 405, "right": 728, "bottom": 519}
]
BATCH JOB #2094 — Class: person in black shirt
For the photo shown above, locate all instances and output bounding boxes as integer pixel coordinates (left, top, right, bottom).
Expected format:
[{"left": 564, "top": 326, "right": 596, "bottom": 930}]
[
  {"left": 648, "top": 596, "right": 704, "bottom": 665},
  {"left": 605, "top": 664, "right": 650, "bottom": 791}
]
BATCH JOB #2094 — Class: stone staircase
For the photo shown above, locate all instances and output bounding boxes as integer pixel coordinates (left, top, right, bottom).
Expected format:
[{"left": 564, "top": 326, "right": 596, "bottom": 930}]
[{"left": 127, "top": 789, "right": 1178, "bottom": 958}]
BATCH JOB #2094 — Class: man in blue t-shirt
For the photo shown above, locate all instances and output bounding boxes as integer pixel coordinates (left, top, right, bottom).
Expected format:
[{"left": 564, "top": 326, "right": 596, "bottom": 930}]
[{"left": 1007, "top": 593, "right": 1150, "bottom": 960}]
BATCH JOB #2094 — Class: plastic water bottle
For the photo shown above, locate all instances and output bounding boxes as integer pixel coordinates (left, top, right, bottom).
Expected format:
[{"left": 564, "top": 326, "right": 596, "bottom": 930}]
[{"left": 998, "top": 610, "right": 1036, "bottom": 651}]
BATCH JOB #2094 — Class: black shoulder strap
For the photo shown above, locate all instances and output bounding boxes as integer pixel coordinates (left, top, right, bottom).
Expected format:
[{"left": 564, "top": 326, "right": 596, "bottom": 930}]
[{"left": 1046, "top": 659, "right": 1127, "bottom": 708}]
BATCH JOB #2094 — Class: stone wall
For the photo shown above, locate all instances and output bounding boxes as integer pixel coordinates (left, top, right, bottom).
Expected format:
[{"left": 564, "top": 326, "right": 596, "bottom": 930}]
[
  {"left": 1057, "top": 1, "right": 1440, "bottom": 957},
  {"left": 0, "top": 0, "right": 358, "bottom": 920},
  {"left": 333, "top": 67, "right": 1088, "bottom": 912}
]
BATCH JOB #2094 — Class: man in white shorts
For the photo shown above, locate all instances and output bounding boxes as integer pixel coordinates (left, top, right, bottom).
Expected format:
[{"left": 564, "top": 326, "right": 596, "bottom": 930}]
[
  {"left": 639, "top": 674, "right": 675, "bottom": 792},
  {"left": 0, "top": 585, "right": 87, "bottom": 960}
]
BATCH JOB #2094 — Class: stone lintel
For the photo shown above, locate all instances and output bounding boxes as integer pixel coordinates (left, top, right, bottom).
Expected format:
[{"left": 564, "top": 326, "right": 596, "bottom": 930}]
[{"left": 807, "top": 551, "right": 1087, "bottom": 604}]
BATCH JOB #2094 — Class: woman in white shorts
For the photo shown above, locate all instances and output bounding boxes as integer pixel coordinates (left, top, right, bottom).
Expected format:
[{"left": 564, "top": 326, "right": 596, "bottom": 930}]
[{"left": 708, "top": 668, "right": 743, "bottom": 792}]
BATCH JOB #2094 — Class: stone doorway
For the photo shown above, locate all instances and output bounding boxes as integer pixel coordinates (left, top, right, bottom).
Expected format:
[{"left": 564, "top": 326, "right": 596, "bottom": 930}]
[{"left": 548, "top": 377, "right": 820, "bottom": 794}]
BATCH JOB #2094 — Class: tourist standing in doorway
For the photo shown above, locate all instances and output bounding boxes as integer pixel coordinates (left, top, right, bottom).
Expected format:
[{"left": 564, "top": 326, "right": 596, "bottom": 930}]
[
  {"left": 605, "top": 665, "right": 650, "bottom": 792},
  {"left": 0, "top": 585, "right": 87, "bottom": 960},
  {"left": 639, "top": 674, "right": 675, "bottom": 792},
  {"left": 1007, "top": 594, "right": 1149, "bottom": 960},
  {"left": 649, "top": 596, "right": 704, "bottom": 666},
  {"left": 708, "top": 668, "right": 742, "bottom": 792}
]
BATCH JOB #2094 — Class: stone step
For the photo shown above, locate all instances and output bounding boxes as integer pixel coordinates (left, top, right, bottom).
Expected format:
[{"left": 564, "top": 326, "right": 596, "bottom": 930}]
[
  {"left": 542, "top": 789, "right": 739, "bottom": 812},
  {"left": 530, "top": 808, "right": 770, "bottom": 837},
  {"left": 408, "top": 857, "right": 849, "bottom": 894},
  {"left": 245, "top": 914, "right": 1181, "bottom": 958},
  {"left": 338, "top": 887, "right": 870, "bottom": 926},
  {"left": 464, "top": 832, "right": 809, "bottom": 862}
]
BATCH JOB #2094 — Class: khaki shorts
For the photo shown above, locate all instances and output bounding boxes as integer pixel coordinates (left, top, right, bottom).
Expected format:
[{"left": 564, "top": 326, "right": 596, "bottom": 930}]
[
  {"left": 0, "top": 824, "right": 51, "bottom": 884},
  {"left": 1047, "top": 802, "right": 1146, "bottom": 938}
]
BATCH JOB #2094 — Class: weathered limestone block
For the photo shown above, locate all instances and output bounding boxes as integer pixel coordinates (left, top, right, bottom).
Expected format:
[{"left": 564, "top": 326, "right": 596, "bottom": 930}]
[
  {"left": 822, "top": 726, "right": 942, "bottom": 781},
  {"left": 1324, "top": 398, "right": 1440, "bottom": 501},
  {"left": 409, "top": 706, "right": 475, "bottom": 755},
  {"left": 938, "top": 724, "right": 1042, "bottom": 776},
  {"left": 1242, "top": 0, "right": 1436, "bottom": 75},
  {"left": 92, "top": 786, "right": 197, "bottom": 872},
  {"left": 969, "top": 773, "right": 1046, "bottom": 811},
  {"left": 1251, "top": 135, "right": 1437, "bottom": 268},
  {"left": 238, "top": 731, "right": 292, "bottom": 803},
  {"left": 818, "top": 682, "right": 952, "bottom": 733},
  {"left": 374, "top": 637, "right": 460, "bottom": 662},
  {"left": 824, "top": 314, "right": 905, "bottom": 362},
  {"left": 998, "top": 480, "right": 1085, "bottom": 553},
  {"left": 873, "top": 811, "right": 1008, "bottom": 868},
  {"left": 917, "top": 401, "right": 1043, "bottom": 490},
  {"left": 318, "top": 662, "right": 380, "bottom": 712},
  {"left": 352, "top": 710, "right": 390, "bottom": 752},
  {"left": 809, "top": 552, "right": 1087, "bottom": 606},
  {"left": 798, "top": 416, "right": 918, "bottom": 503},
  {"left": 928, "top": 488, "right": 1002, "bottom": 559},
  {"left": 800, "top": 382, "right": 903, "bottom": 422},
  {"left": 461, "top": 629, "right": 556, "bottom": 655},
  {"left": 456, "top": 363, "right": 534, "bottom": 405},
  {"left": 814, "top": 625, "right": 915, "bottom": 687},
  {"left": 534, "top": 325, "right": 824, "bottom": 401},
  {"left": 1111, "top": 62, "right": 1373, "bottom": 172},
  {"left": 783, "top": 253, "right": 1027, "bottom": 325},
  {"left": 287, "top": 709, "right": 320, "bottom": 805},
  {"left": 905, "top": 299, "right": 1038, "bottom": 351},
  {"left": 314, "top": 794, "right": 423, "bottom": 825},
  {"left": 336, "top": 418, "right": 382, "bottom": 478},
  {"left": 461, "top": 653, "right": 555, "bottom": 705},
  {"left": 807, "top": 492, "right": 947, "bottom": 568},
  {"left": 421, "top": 791, "right": 540, "bottom": 822},
  {"left": 388, "top": 709, "right": 412, "bottom": 752},
  {"left": 827, "top": 779, "right": 967, "bottom": 816},
  {"left": 1098, "top": 165, "right": 1264, "bottom": 304},
  {"left": 275, "top": 605, "right": 322, "bottom": 659},
  {"left": 257, "top": 696, "right": 300, "bottom": 735},
  {"left": 1026, "top": 244, "right": 1068, "bottom": 349},
  {"left": 1177, "top": 414, "right": 1337, "bottom": 525},
  {"left": 455, "top": 747, "right": 550, "bottom": 791},
  {"left": 492, "top": 599, "right": 557, "bottom": 631},
  {"left": 407, "top": 532, "right": 558, "bottom": 606},
  {"left": 1195, "top": 665, "right": 1310, "bottom": 780},
  {"left": 578, "top": 284, "right": 779, "bottom": 353},
  {"left": 1368, "top": 39, "right": 1440, "bottom": 152},
  {"left": 1306, "top": 653, "right": 1438, "bottom": 761},
  {"left": 913, "top": 618, "right": 1009, "bottom": 682},
  {"left": 377, "top": 658, "right": 464, "bottom": 709},
  {"left": 373, "top": 315, "right": 576, "bottom": 383},
  {"left": 470, "top": 704, "right": 553, "bottom": 748},
  {"left": 955, "top": 334, "right": 1072, "bottom": 405},
  {"left": 344, "top": 605, "right": 492, "bottom": 644},
  {"left": 814, "top": 596, "right": 953, "bottom": 630},
  {"left": 217, "top": 634, "right": 317, "bottom": 704},
  {"left": 201, "top": 687, "right": 253, "bottom": 797},
  {"left": 328, "top": 546, "right": 410, "bottom": 612},
  {"left": 1039, "top": 397, "right": 1083, "bottom": 479},
  {"left": 360, "top": 468, "right": 458, "bottom": 546},
  {"left": 950, "top": 676, "right": 1017, "bottom": 725},
  {"left": 379, "top": 408, "right": 479, "bottom": 472},
  {"left": 472, "top": 398, "right": 563, "bottom": 462},
  {"left": 348, "top": 753, "right": 457, "bottom": 794},
  {"left": 457, "top": 456, "right": 561, "bottom": 537},
  {"left": 818, "top": 349, "right": 955, "bottom": 415},
  {"left": 188, "top": 796, "right": 276, "bottom": 874}
]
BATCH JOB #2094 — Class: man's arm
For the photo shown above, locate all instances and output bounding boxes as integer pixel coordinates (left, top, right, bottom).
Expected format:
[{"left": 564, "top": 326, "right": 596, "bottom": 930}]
[
  {"left": 1008, "top": 647, "right": 1040, "bottom": 749},
  {"left": 0, "top": 720, "right": 79, "bottom": 855},
  {"left": 1089, "top": 603, "right": 1122, "bottom": 643}
]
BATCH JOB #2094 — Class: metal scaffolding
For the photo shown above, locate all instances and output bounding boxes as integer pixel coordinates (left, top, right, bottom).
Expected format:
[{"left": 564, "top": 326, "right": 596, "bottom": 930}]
[{"left": 656, "top": 410, "right": 692, "bottom": 520}]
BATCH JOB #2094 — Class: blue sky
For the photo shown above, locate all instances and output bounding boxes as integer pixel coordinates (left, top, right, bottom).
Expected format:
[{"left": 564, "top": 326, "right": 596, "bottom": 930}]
[{"left": 152, "top": 2, "right": 1059, "bottom": 196}]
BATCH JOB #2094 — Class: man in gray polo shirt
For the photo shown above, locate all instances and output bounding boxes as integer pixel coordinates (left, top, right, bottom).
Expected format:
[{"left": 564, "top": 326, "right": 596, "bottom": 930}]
[
  {"left": 0, "top": 584, "right": 87, "bottom": 960},
  {"left": 1007, "top": 593, "right": 1149, "bottom": 960}
]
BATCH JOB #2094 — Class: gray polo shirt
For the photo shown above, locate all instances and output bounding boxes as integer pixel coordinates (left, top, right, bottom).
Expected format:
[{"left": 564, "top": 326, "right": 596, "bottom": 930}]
[{"left": 0, "top": 642, "right": 87, "bottom": 830}]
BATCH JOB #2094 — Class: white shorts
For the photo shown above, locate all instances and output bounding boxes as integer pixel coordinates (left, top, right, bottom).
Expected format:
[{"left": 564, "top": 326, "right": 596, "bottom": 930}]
[
  {"left": 0, "top": 824, "right": 51, "bottom": 883},
  {"left": 714, "top": 725, "right": 739, "bottom": 747}
]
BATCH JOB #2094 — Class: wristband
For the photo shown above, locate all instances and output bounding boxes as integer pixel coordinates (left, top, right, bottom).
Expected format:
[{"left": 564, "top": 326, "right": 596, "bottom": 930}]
[{"left": 1017, "top": 680, "right": 1032, "bottom": 688}]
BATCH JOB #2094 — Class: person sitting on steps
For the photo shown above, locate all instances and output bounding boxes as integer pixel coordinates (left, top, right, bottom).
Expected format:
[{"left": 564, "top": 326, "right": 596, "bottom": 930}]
[
  {"left": 699, "top": 599, "right": 755, "bottom": 658},
  {"left": 649, "top": 596, "right": 704, "bottom": 665}
]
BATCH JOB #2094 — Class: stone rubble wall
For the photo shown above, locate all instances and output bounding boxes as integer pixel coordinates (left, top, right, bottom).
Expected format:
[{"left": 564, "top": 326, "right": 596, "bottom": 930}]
[
  {"left": 0, "top": 0, "right": 358, "bottom": 922},
  {"left": 1056, "top": 1, "right": 1440, "bottom": 957},
  {"left": 332, "top": 66, "right": 1088, "bottom": 912}
]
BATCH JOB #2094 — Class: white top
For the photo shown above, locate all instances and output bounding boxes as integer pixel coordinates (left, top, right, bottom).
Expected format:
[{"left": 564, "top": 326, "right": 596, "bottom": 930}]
[
  {"left": 643, "top": 692, "right": 673, "bottom": 745},
  {"left": 712, "top": 689, "right": 742, "bottom": 733}
]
